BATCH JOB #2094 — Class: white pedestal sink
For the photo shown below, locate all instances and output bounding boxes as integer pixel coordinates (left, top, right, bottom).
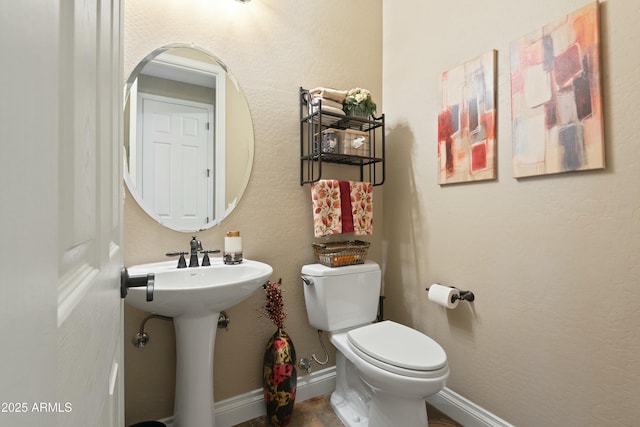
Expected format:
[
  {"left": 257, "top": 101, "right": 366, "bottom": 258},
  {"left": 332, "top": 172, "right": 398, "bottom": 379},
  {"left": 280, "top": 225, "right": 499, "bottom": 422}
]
[{"left": 125, "top": 257, "right": 273, "bottom": 427}]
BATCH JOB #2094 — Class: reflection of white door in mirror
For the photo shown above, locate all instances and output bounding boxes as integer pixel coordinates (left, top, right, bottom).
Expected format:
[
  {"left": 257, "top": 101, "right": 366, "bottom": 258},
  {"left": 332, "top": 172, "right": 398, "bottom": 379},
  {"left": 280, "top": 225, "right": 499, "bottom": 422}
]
[
  {"left": 124, "top": 45, "right": 255, "bottom": 233},
  {"left": 140, "top": 95, "right": 214, "bottom": 231}
]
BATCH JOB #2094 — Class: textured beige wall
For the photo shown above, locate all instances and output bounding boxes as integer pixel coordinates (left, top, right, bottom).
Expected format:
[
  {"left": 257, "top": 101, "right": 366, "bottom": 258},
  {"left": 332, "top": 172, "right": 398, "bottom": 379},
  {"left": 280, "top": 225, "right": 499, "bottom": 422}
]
[
  {"left": 382, "top": 0, "right": 640, "bottom": 426},
  {"left": 123, "top": 0, "right": 382, "bottom": 424}
]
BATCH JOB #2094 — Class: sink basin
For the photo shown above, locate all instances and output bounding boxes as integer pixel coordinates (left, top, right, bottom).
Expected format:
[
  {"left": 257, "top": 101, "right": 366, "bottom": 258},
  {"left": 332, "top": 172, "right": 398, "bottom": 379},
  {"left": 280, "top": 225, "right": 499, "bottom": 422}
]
[
  {"left": 126, "top": 258, "right": 273, "bottom": 317},
  {"left": 124, "top": 257, "right": 273, "bottom": 427}
]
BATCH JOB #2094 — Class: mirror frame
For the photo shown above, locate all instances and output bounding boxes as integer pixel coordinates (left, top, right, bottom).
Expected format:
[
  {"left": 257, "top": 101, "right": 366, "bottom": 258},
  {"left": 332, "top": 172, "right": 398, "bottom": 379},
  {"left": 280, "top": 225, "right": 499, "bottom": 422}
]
[{"left": 123, "top": 43, "right": 254, "bottom": 232}]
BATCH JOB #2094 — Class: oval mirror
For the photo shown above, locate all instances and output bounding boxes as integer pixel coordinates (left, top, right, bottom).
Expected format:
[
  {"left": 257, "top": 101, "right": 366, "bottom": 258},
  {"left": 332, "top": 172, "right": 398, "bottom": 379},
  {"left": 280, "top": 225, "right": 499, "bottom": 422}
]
[{"left": 124, "top": 44, "right": 254, "bottom": 232}]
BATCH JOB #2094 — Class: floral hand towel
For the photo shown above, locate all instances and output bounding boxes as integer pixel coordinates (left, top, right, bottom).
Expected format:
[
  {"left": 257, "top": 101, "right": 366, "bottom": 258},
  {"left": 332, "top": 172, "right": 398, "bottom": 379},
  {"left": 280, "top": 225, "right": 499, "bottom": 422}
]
[
  {"left": 311, "top": 180, "right": 342, "bottom": 237},
  {"left": 310, "top": 180, "right": 373, "bottom": 237},
  {"left": 350, "top": 181, "right": 373, "bottom": 235}
]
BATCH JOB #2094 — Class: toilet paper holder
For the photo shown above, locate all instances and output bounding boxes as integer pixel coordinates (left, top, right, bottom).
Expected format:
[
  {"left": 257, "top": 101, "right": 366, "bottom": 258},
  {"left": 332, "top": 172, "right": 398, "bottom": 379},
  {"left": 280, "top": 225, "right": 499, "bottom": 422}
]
[{"left": 425, "top": 285, "right": 475, "bottom": 303}]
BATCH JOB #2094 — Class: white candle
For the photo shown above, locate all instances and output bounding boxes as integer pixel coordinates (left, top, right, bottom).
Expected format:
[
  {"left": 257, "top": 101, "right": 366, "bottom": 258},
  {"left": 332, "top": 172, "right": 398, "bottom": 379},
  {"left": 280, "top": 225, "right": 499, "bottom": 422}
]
[{"left": 224, "top": 231, "right": 243, "bottom": 264}]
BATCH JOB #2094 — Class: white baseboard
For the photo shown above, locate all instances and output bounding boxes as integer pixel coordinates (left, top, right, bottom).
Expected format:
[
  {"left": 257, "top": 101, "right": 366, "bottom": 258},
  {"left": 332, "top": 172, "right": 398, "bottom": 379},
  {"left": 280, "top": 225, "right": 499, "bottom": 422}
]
[
  {"left": 158, "top": 367, "right": 513, "bottom": 427},
  {"left": 426, "top": 387, "right": 514, "bottom": 427},
  {"left": 158, "top": 366, "right": 337, "bottom": 427}
]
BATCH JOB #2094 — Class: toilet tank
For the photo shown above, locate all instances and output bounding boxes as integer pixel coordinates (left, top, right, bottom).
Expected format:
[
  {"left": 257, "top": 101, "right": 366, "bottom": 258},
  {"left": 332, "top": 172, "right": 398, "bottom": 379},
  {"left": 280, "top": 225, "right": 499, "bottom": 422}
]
[{"left": 301, "top": 261, "right": 381, "bottom": 331}]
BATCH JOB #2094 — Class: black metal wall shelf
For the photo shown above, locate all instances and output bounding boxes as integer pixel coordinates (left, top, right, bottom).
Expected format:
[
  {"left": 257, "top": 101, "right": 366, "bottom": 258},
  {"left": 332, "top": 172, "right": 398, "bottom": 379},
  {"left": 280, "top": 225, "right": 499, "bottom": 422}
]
[{"left": 300, "top": 87, "right": 385, "bottom": 186}]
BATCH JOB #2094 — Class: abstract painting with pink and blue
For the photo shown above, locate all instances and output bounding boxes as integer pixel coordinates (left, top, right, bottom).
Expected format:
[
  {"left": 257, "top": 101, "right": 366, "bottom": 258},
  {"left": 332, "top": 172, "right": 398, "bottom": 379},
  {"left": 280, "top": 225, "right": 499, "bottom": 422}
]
[{"left": 510, "top": 2, "right": 604, "bottom": 178}]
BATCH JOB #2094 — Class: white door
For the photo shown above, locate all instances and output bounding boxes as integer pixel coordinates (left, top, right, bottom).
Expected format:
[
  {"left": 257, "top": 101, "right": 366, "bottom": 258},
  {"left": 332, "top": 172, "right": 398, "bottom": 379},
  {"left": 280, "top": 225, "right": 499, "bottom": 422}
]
[
  {"left": 0, "top": 1, "right": 124, "bottom": 427},
  {"left": 139, "top": 95, "right": 213, "bottom": 231}
]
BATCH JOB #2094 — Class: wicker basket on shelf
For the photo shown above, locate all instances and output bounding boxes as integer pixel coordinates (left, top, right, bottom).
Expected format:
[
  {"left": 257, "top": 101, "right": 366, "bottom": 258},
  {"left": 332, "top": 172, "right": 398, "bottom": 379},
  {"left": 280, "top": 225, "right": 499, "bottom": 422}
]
[{"left": 312, "top": 240, "right": 371, "bottom": 268}]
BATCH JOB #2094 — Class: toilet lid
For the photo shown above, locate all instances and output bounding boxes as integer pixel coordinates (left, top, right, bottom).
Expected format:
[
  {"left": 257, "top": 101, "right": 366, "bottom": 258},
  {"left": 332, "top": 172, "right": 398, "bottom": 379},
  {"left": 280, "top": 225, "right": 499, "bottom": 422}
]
[{"left": 347, "top": 321, "right": 447, "bottom": 372}]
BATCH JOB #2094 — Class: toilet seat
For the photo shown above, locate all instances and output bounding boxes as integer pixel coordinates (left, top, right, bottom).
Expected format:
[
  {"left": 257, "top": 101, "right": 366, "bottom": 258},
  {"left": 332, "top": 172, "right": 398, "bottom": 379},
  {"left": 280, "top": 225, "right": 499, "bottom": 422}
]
[{"left": 347, "top": 321, "right": 448, "bottom": 378}]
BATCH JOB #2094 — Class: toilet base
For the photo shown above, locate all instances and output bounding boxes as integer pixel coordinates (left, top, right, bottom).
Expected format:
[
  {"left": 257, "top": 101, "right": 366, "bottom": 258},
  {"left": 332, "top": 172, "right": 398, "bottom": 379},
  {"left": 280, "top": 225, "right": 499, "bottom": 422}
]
[
  {"left": 330, "top": 351, "right": 432, "bottom": 427},
  {"left": 330, "top": 389, "right": 429, "bottom": 427},
  {"left": 329, "top": 350, "right": 371, "bottom": 426},
  {"left": 367, "top": 393, "right": 428, "bottom": 427},
  {"left": 330, "top": 389, "right": 368, "bottom": 426}
]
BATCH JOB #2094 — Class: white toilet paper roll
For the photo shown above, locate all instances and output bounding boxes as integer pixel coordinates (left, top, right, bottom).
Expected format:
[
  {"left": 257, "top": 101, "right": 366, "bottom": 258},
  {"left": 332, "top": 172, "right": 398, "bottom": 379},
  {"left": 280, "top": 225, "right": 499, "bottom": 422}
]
[{"left": 428, "top": 284, "right": 460, "bottom": 309}]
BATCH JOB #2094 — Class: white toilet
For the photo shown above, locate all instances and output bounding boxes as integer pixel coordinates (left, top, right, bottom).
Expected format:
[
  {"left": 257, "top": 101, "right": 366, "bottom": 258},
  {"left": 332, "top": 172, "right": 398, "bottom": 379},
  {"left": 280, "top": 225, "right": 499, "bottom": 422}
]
[{"left": 301, "top": 261, "right": 449, "bottom": 427}]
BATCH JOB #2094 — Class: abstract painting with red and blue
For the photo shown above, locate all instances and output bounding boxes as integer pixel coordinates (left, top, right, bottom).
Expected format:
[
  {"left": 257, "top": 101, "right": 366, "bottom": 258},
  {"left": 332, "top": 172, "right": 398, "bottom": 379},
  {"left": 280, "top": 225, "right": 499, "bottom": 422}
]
[
  {"left": 510, "top": 2, "right": 604, "bottom": 178},
  {"left": 438, "top": 50, "right": 497, "bottom": 185}
]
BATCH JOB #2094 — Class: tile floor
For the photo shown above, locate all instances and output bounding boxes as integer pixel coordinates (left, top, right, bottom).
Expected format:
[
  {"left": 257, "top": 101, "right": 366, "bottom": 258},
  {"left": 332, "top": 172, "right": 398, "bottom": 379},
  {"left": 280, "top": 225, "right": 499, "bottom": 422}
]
[{"left": 233, "top": 395, "right": 463, "bottom": 427}]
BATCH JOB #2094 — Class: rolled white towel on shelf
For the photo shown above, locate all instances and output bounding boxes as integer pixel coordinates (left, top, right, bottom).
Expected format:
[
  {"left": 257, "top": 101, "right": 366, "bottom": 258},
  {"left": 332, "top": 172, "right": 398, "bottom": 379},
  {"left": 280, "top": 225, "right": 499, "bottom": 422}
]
[
  {"left": 310, "top": 103, "right": 345, "bottom": 117},
  {"left": 310, "top": 97, "right": 344, "bottom": 110},
  {"left": 309, "top": 87, "right": 347, "bottom": 103}
]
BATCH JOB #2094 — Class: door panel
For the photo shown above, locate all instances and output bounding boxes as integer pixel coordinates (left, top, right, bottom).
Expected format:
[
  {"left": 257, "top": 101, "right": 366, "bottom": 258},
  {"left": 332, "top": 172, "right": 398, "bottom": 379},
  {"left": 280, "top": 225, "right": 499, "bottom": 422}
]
[
  {"left": 1, "top": 2, "right": 60, "bottom": 425},
  {"left": 1, "top": 1, "right": 123, "bottom": 426},
  {"left": 57, "top": 0, "right": 124, "bottom": 426}
]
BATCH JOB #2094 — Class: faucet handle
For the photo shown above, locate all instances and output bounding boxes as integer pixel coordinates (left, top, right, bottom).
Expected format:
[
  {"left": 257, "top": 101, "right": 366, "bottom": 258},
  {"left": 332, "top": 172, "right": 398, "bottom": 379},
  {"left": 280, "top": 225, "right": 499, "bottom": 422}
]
[
  {"left": 166, "top": 252, "right": 188, "bottom": 269},
  {"left": 199, "top": 249, "right": 221, "bottom": 266}
]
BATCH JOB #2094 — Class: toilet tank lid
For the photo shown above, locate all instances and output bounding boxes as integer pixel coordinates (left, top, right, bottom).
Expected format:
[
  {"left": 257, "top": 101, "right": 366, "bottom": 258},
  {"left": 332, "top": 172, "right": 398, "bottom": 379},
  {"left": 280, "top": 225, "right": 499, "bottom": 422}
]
[{"left": 301, "top": 260, "right": 379, "bottom": 277}]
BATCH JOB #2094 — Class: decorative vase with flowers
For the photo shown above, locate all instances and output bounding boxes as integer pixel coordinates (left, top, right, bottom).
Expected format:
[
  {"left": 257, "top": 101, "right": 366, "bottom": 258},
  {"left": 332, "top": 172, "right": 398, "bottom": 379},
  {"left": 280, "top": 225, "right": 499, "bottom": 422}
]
[
  {"left": 260, "top": 279, "right": 297, "bottom": 427},
  {"left": 342, "top": 87, "right": 377, "bottom": 118}
]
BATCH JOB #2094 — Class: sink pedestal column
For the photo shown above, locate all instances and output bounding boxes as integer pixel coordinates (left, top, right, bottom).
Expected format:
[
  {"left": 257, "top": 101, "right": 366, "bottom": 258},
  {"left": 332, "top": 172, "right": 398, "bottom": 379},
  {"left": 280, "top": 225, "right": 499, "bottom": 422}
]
[{"left": 173, "top": 312, "right": 219, "bottom": 427}]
